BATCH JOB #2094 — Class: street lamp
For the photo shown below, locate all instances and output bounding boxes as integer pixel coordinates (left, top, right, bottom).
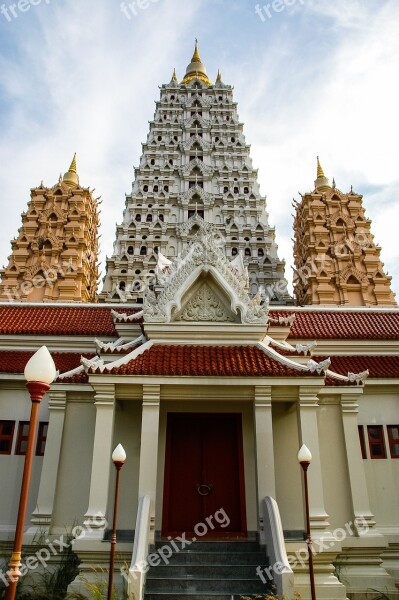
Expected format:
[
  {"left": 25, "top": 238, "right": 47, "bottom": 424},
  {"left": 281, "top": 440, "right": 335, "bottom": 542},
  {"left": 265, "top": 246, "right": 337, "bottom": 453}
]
[
  {"left": 107, "top": 443, "right": 126, "bottom": 600},
  {"left": 298, "top": 444, "right": 316, "bottom": 600},
  {"left": 5, "top": 346, "right": 56, "bottom": 600}
]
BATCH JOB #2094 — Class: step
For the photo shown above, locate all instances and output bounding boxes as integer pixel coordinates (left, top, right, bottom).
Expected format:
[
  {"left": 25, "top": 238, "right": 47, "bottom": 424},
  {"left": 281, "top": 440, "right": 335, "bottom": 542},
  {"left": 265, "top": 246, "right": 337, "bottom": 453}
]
[
  {"left": 145, "top": 577, "right": 272, "bottom": 593},
  {"left": 146, "top": 564, "right": 263, "bottom": 578},
  {"left": 150, "top": 550, "right": 267, "bottom": 565},
  {"left": 145, "top": 595, "right": 269, "bottom": 600},
  {"left": 153, "top": 540, "right": 261, "bottom": 553}
]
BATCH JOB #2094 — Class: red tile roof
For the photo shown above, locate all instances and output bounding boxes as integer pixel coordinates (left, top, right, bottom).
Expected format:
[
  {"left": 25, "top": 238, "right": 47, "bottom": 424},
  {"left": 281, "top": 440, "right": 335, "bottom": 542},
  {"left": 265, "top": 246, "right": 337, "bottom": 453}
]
[
  {"left": 106, "top": 345, "right": 314, "bottom": 377},
  {"left": 270, "top": 311, "right": 399, "bottom": 340},
  {"left": 324, "top": 355, "right": 399, "bottom": 378},
  {"left": 0, "top": 351, "right": 85, "bottom": 375},
  {"left": 0, "top": 306, "right": 139, "bottom": 336}
]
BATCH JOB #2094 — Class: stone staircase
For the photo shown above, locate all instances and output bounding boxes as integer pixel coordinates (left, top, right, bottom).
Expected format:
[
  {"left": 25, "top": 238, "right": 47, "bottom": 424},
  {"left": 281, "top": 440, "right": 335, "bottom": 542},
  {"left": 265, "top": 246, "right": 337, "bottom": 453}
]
[{"left": 143, "top": 539, "right": 274, "bottom": 600}]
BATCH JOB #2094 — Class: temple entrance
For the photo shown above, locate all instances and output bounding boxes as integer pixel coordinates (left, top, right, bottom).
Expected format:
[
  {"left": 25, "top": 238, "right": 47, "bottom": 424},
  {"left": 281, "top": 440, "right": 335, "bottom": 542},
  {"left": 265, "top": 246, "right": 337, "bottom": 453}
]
[{"left": 162, "top": 413, "right": 247, "bottom": 538}]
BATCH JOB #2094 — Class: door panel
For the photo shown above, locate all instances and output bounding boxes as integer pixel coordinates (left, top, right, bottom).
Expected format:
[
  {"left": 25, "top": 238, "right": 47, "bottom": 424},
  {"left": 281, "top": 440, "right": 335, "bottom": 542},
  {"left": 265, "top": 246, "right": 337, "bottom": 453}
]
[{"left": 162, "top": 413, "right": 247, "bottom": 538}]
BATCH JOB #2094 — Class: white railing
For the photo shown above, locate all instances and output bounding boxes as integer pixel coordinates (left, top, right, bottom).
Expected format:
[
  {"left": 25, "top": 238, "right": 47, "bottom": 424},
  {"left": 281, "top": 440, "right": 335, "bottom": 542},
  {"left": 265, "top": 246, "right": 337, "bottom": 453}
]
[
  {"left": 263, "top": 496, "right": 294, "bottom": 597},
  {"left": 128, "top": 495, "right": 151, "bottom": 600}
]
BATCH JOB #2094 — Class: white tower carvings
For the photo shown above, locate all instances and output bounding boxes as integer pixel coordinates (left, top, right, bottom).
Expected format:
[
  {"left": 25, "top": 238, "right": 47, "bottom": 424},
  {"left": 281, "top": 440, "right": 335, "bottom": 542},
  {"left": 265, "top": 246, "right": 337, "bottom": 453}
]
[{"left": 100, "top": 42, "right": 291, "bottom": 305}]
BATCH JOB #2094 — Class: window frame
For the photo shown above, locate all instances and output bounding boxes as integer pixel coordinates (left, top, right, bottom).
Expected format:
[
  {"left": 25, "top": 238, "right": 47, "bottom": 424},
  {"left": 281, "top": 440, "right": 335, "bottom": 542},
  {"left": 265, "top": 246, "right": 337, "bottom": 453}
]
[
  {"left": 36, "top": 422, "right": 48, "bottom": 457},
  {"left": 367, "top": 425, "right": 387, "bottom": 459},
  {"left": 358, "top": 425, "right": 367, "bottom": 459},
  {"left": 387, "top": 425, "right": 399, "bottom": 459},
  {"left": 0, "top": 420, "right": 16, "bottom": 455},
  {"left": 15, "top": 421, "right": 30, "bottom": 456}
]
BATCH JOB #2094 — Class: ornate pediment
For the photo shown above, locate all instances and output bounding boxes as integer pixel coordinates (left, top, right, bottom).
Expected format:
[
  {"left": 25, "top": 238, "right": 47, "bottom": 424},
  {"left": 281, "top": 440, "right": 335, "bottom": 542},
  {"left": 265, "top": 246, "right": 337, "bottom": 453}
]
[
  {"left": 178, "top": 185, "right": 214, "bottom": 207},
  {"left": 143, "top": 232, "right": 269, "bottom": 324},
  {"left": 180, "top": 158, "right": 214, "bottom": 177},
  {"left": 176, "top": 213, "right": 217, "bottom": 238},
  {"left": 175, "top": 283, "right": 236, "bottom": 322}
]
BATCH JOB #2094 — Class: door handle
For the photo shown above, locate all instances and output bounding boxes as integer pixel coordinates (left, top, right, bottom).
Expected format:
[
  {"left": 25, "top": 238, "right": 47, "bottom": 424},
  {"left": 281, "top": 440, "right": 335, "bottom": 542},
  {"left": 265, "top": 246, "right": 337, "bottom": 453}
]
[{"left": 196, "top": 483, "right": 213, "bottom": 496}]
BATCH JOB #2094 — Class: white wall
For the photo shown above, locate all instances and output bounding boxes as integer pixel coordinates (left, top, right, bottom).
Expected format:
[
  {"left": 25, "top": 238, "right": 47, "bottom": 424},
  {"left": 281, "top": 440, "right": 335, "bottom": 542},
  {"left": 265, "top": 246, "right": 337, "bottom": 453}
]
[{"left": 0, "top": 384, "right": 48, "bottom": 537}]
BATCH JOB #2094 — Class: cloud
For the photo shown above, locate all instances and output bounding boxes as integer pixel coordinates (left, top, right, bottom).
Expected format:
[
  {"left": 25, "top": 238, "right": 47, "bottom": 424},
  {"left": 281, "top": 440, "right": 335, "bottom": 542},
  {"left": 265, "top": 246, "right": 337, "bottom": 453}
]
[{"left": 0, "top": 0, "right": 398, "bottom": 300}]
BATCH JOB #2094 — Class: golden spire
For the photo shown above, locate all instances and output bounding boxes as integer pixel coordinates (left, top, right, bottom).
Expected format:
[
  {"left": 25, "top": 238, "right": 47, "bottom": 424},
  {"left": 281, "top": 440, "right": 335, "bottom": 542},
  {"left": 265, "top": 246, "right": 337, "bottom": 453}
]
[
  {"left": 216, "top": 69, "right": 222, "bottom": 83},
  {"left": 316, "top": 156, "right": 325, "bottom": 179},
  {"left": 314, "top": 156, "right": 331, "bottom": 192},
  {"left": 63, "top": 153, "right": 79, "bottom": 188},
  {"left": 192, "top": 38, "right": 201, "bottom": 62},
  {"left": 181, "top": 39, "right": 212, "bottom": 86},
  {"left": 172, "top": 68, "right": 178, "bottom": 83}
]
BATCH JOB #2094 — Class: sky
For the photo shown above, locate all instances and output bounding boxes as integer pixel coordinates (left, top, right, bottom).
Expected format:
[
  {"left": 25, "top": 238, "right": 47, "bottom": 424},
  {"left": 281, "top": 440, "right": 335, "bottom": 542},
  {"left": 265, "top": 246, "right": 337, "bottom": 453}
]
[{"left": 0, "top": 0, "right": 398, "bottom": 299}]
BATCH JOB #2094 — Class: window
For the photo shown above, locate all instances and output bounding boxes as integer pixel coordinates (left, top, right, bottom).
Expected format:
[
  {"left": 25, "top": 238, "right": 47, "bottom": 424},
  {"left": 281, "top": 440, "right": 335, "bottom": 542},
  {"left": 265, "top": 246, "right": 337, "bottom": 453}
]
[
  {"left": 127, "top": 246, "right": 134, "bottom": 255},
  {"left": 358, "top": 426, "right": 367, "bottom": 459},
  {"left": 367, "top": 425, "right": 386, "bottom": 459},
  {"left": 15, "top": 422, "right": 30, "bottom": 455},
  {"left": 232, "top": 248, "right": 238, "bottom": 256},
  {"left": 140, "top": 246, "right": 147, "bottom": 255},
  {"left": 387, "top": 425, "right": 399, "bottom": 458},
  {"left": 0, "top": 420, "right": 15, "bottom": 455},
  {"left": 245, "top": 248, "right": 251, "bottom": 257},
  {"left": 36, "top": 422, "right": 48, "bottom": 457}
]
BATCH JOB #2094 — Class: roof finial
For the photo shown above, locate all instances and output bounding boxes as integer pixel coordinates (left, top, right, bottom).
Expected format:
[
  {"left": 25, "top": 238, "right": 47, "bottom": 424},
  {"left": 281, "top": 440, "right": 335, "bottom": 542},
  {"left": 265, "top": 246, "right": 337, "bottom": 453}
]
[
  {"left": 172, "top": 68, "right": 178, "bottom": 83},
  {"left": 181, "top": 39, "right": 211, "bottom": 86},
  {"left": 193, "top": 38, "right": 200, "bottom": 62},
  {"left": 216, "top": 69, "right": 222, "bottom": 83},
  {"left": 314, "top": 156, "right": 331, "bottom": 192},
  {"left": 316, "top": 156, "right": 325, "bottom": 179},
  {"left": 63, "top": 152, "right": 79, "bottom": 188}
]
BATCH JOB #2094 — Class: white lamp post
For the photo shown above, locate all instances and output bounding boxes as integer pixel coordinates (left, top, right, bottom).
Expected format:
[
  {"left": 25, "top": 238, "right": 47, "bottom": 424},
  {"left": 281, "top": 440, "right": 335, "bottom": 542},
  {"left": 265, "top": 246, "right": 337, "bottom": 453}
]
[
  {"left": 5, "top": 346, "right": 56, "bottom": 600},
  {"left": 107, "top": 444, "right": 127, "bottom": 600},
  {"left": 298, "top": 444, "right": 316, "bottom": 600}
]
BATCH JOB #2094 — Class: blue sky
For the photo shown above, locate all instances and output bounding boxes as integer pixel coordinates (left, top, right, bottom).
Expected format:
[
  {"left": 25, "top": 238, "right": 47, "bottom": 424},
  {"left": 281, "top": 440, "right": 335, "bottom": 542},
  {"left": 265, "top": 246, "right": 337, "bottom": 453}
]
[{"left": 1, "top": 0, "right": 398, "bottom": 298}]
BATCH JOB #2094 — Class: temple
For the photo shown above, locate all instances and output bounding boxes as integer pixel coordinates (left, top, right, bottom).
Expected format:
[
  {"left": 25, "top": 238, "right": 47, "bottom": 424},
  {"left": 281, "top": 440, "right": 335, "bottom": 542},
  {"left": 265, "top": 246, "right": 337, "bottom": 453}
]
[{"left": 0, "top": 43, "right": 398, "bottom": 600}]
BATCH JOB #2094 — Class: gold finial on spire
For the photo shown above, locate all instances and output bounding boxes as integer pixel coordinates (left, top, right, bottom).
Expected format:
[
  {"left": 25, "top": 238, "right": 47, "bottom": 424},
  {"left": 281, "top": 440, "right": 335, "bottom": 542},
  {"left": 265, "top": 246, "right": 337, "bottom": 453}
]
[
  {"left": 172, "top": 68, "right": 178, "bottom": 83},
  {"left": 69, "top": 152, "right": 77, "bottom": 173},
  {"left": 181, "top": 39, "right": 212, "bottom": 86},
  {"left": 192, "top": 38, "right": 201, "bottom": 62},
  {"left": 316, "top": 156, "right": 325, "bottom": 179},
  {"left": 63, "top": 153, "right": 79, "bottom": 188},
  {"left": 314, "top": 156, "right": 331, "bottom": 192},
  {"left": 216, "top": 69, "right": 222, "bottom": 83}
]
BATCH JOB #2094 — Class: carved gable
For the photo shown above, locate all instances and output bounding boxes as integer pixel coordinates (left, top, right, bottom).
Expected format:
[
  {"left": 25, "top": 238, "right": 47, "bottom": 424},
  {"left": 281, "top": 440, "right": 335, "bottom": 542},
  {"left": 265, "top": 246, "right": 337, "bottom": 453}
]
[{"left": 174, "top": 277, "right": 237, "bottom": 323}]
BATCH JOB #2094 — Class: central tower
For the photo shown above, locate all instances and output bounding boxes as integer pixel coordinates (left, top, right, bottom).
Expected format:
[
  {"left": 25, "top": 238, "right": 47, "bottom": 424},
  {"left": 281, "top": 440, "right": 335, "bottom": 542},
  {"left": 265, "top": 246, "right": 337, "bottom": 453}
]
[{"left": 100, "top": 42, "right": 290, "bottom": 304}]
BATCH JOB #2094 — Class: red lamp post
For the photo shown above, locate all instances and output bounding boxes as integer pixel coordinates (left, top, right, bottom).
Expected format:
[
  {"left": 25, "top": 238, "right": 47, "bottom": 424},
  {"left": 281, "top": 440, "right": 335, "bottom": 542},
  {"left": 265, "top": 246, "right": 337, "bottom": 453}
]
[
  {"left": 5, "top": 346, "right": 56, "bottom": 600},
  {"left": 107, "top": 443, "right": 126, "bottom": 600},
  {"left": 298, "top": 444, "right": 316, "bottom": 600}
]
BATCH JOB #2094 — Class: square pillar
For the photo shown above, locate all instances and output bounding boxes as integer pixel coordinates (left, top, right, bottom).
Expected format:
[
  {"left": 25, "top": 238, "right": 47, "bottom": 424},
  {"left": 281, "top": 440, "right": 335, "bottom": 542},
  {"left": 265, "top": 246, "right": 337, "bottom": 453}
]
[
  {"left": 138, "top": 384, "right": 161, "bottom": 544},
  {"left": 26, "top": 389, "right": 67, "bottom": 537},
  {"left": 254, "top": 385, "right": 276, "bottom": 543},
  {"left": 340, "top": 391, "right": 376, "bottom": 534},
  {"left": 83, "top": 383, "right": 116, "bottom": 538},
  {"left": 297, "top": 386, "right": 330, "bottom": 534}
]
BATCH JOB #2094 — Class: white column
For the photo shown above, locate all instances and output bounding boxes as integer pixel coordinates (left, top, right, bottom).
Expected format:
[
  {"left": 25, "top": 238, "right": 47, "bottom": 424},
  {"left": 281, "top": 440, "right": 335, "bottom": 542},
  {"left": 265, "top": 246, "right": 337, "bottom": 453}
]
[
  {"left": 297, "top": 386, "right": 330, "bottom": 534},
  {"left": 254, "top": 385, "right": 276, "bottom": 543},
  {"left": 138, "top": 384, "right": 161, "bottom": 544},
  {"left": 27, "top": 389, "right": 66, "bottom": 535},
  {"left": 83, "top": 383, "right": 115, "bottom": 538},
  {"left": 341, "top": 391, "right": 376, "bottom": 534}
]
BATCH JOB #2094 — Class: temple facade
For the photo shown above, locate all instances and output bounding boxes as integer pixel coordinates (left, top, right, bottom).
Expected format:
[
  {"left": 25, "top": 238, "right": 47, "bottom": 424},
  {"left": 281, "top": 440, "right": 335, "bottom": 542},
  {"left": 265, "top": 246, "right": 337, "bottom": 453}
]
[{"left": 0, "top": 43, "right": 398, "bottom": 600}]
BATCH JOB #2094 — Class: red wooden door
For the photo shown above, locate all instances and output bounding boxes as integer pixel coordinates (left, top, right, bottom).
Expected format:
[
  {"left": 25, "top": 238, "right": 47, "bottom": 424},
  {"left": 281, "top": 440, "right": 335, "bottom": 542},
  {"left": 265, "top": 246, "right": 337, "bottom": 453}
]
[{"left": 162, "top": 413, "right": 247, "bottom": 538}]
